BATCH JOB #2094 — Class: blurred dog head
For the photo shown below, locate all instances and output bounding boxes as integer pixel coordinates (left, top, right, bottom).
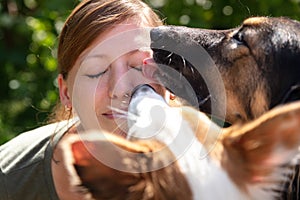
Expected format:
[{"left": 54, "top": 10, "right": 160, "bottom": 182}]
[{"left": 71, "top": 85, "right": 300, "bottom": 200}]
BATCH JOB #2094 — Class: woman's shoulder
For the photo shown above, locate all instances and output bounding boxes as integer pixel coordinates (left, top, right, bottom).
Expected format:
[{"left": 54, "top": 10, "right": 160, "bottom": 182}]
[
  {"left": 1, "top": 120, "right": 69, "bottom": 148},
  {"left": 0, "top": 119, "right": 77, "bottom": 173},
  {"left": 0, "top": 118, "right": 79, "bottom": 200}
]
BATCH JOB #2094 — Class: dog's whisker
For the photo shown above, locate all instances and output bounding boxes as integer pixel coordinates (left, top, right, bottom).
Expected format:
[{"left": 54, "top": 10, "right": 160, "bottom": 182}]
[
  {"left": 107, "top": 105, "right": 138, "bottom": 121},
  {"left": 168, "top": 57, "right": 172, "bottom": 65},
  {"left": 107, "top": 106, "right": 127, "bottom": 115},
  {"left": 197, "top": 94, "right": 211, "bottom": 107},
  {"left": 110, "top": 119, "right": 128, "bottom": 136},
  {"left": 280, "top": 84, "right": 300, "bottom": 104},
  {"left": 166, "top": 52, "right": 174, "bottom": 59},
  {"left": 107, "top": 106, "right": 139, "bottom": 138},
  {"left": 181, "top": 56, "right": 186, "bottom": 70},
  {"left": 127, "top": 111, "right": 139, "bottom": 121},
  {"left": 190, "top": 66, "right": 195, "bottom": 75},
  {"left": 180, "top": 56, "right": 186, "bottom": 80},
  {"left": 167, "top": 52, "right": 173, "bottom": 65}
]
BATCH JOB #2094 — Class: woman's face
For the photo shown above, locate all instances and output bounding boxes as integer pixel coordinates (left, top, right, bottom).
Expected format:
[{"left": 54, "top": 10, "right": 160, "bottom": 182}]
[{"left": 59, "top": 19, "right": 168, "bottom": 137}]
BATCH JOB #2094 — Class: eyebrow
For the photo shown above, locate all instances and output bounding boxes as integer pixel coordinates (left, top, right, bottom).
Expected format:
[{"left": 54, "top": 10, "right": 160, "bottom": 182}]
[
  {"left": 80, "top": 49, "right": 148, "bottom": 65},
  {"left": 85, "top": 54, "right": 107, "bottom": 59},
  {"left": 79, "top": 54, "right": 108, "bottom": 66}
]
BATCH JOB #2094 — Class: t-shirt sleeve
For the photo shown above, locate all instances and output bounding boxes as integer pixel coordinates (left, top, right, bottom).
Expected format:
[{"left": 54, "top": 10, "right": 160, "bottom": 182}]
[
  {"left": 0, "top": 121, "right": 72, "bottom": 200},
  {"left": 0, "top": 168, "right": 8, "bottom": 199}
]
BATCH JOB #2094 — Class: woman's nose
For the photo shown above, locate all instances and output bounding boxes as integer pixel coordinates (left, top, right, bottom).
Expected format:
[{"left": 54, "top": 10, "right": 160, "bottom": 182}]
[{"left": 108, "top": 59, "right": 135, "bottom": 100}]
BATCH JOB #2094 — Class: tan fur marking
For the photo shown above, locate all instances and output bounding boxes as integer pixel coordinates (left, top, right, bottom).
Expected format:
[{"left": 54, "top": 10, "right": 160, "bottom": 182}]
[
  {"left": 243, "top": 17, "right": 268, "bottom": 26},
  {"left": 250, "top": 83, "right": 269, "bottom": 118},
  {"left": 225, "top": 91, "right": 248, "bottom": 123}
]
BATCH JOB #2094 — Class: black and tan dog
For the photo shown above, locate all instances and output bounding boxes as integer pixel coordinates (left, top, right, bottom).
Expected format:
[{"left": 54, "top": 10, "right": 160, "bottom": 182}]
[
  {"left": 150, "top": 16, "right": 300, "bottom": 200},
  {"left": 150, "top": 16, "right": 300, "bottom": 125}
]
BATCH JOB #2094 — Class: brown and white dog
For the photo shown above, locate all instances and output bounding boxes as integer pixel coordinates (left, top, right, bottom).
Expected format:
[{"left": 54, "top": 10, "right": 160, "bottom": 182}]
[{"left": 70, "top": 85, "right": 300, "bottom": 200}]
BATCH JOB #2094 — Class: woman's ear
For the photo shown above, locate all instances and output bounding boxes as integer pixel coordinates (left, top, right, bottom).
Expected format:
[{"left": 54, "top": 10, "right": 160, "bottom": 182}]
[{"left": 58, "top": 74, "right": 72, "bottom": 108}]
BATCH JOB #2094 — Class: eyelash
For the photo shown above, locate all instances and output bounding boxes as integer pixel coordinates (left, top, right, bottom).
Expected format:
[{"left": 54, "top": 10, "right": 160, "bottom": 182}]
[
  {"left": 85, "top": 69, "right": 108, "bottom": 79},
  {"left": 132, "top": 65, "right": 142, "bottom": 72},
  {"left": 85, "top": 65, "right": 143, "bottom": 79}
]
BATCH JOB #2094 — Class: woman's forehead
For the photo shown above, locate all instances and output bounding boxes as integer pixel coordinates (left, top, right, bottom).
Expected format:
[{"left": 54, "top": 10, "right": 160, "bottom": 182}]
[{"left": 78, "top": 24, "right": 152, "bottom": 65}]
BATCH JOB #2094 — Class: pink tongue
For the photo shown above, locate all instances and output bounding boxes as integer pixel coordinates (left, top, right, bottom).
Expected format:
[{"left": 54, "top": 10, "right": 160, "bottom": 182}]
[{"left": 142, "top": 58, "right": 158, "bottom": 79}]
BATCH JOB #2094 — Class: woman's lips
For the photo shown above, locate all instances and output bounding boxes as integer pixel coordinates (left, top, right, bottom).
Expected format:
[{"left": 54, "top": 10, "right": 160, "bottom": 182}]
[
  {"left": 102, "top": 112, "right": 114, "bottom": 119},
  {"left": 102, "top": 110, "right": 127, "bottom": 119},
  {"left": 102, "top": 111, "right": 128, "bottom": 138}
]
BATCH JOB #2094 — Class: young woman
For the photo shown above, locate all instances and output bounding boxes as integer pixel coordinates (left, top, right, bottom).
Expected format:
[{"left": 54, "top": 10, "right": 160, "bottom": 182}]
[{"left": 0, "top": 0, "right": 176, "bottom": 199}]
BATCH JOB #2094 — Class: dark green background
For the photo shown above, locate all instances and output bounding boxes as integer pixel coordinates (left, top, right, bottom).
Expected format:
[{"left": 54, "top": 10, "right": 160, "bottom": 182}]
[{"left": 1, "top": 0, "right": 299, "bottom": 144}]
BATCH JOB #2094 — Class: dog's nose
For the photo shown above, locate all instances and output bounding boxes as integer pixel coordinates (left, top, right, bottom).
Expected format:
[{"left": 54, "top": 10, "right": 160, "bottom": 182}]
[
  {"left": 129, "top": 84, "right": 166, "bottom": 110},
  {"left": 150, "top": 26, "right": 182, "bottom": 50},
  {"left": 130, "top": 84, "right": 157, "bottom": 100}
]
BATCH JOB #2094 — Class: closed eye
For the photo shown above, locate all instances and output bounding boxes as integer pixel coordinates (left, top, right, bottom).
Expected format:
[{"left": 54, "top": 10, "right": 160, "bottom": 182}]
[
  {"left": 232, "top": 31, "right": 246, "bottom": 46},
  {"left": 85, "top": 69, "right": 108, "bottom": 79},
  {"left": 130, "top": 65, "right": 142, "bottom": 72}
]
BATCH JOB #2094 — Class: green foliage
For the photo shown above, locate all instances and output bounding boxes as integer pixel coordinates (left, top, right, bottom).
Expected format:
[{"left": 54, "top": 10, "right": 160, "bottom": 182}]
[
  {"left": 0, "top": 0, "right": 78, "bottom": 143},
  {"left": 147, "top": 0, "right": 300, "bottom": 28},
  {"left": 0, "top": 0, "right": 299, "bottom": 144}
]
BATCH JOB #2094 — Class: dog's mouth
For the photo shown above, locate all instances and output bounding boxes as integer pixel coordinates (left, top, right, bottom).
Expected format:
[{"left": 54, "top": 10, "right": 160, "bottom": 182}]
[
  {"left": 150, "top": 27, "right": 231, "bottom": 127},
  {"left": 150, "top": 26, "right": 215, "bottom": 114},
  {"left": 150, "top": 27, "right": 224, "bottom": 119},
  {"left": 151, "top": 49, "right": 232, "bottom": 127},
  {"left": 152, "top": 49, "right": 212, "bottom": 111}
]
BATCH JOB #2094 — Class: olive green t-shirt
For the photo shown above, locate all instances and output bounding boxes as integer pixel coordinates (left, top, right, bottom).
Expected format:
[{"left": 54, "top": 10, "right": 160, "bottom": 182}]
[{"left": 0, "top": 120, "right": 75, "bottom": 200}]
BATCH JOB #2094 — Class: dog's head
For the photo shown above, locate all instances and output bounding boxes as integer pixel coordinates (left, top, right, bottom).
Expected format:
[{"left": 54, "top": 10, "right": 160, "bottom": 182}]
[{"left": 151, "top": 17, "right": 300, "bottom": 124}]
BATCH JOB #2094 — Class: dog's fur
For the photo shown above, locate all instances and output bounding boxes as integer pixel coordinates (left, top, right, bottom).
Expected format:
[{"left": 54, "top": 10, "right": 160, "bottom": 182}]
[
  {"left": 69, "top": 86, "right": 300, "bottom": 200},
  {"left": 150, "top": 16, "right": 300, "bottom": 125}
]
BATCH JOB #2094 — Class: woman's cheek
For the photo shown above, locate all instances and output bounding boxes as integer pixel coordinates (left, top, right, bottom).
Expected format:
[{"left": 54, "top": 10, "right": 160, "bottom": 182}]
[{"left": 72, "top": 76, "right": 101, "bottom": 130}]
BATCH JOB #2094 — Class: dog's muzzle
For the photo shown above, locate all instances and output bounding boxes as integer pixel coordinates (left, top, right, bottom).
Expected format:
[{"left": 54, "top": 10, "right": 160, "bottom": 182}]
[{"left": 127, "top": 84, "right": 168, "bottom": 139}]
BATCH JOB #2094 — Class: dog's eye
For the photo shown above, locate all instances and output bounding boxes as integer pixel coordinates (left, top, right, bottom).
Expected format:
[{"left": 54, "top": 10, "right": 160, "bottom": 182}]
[{"left": 232, "top": 32, "right": 245, "bottom": 45}]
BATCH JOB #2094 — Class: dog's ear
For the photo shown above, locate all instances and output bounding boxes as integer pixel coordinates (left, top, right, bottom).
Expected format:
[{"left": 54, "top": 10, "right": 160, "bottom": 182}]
[
  {"left": 71, "top": 132, "right": 192, "bottom": 200},
  {"left": 71, "top": 133, "right": 152, "bottom": 200},
  {"left": 222, "top": 102, "right": 300, "bottom": 195}
]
